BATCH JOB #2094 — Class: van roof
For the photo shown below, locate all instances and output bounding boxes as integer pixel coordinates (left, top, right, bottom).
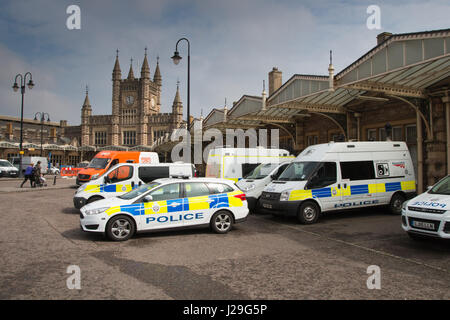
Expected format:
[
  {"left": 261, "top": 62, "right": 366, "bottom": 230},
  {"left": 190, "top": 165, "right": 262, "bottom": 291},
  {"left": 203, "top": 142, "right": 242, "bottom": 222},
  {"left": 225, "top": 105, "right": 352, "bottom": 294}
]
[
  {"left": 296, "top": 141, "right": 409, "bottom": 160},
  {"left": 119, "top": 162, "right": 192, "bottom": 167},
  {"left": 209, "top": 147, "right": 290, "bottom": 155}
]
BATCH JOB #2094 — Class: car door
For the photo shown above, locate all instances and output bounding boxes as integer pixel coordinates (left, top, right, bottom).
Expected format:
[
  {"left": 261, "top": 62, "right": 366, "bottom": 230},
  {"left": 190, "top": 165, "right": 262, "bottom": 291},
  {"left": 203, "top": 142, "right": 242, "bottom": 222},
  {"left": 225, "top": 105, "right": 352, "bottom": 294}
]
[
  {"left": 183, "top": 182, "right": 213, "bottom": 226},
  {"left": 139, "top": 183, "right": 184, "bottom": 231}
]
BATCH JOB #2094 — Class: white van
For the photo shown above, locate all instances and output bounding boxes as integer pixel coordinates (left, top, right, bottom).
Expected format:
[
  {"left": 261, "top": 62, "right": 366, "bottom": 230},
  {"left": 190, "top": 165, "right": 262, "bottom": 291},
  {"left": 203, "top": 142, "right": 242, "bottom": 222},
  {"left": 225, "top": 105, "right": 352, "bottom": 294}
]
[
  {"left": 258, "top": 142, "right": 416, "bottom": 224},
  {"left": 11, "top": 156, "right": 48, "bottom": 175},
  {"left": 205, "top": 147, "right": 294, "bottom": 183},
  {"left": 236, "top": 160, "right": 292, "bottom": 210},
  {"left": 74, "top": 162, "right": 196, "bottom": 209}
]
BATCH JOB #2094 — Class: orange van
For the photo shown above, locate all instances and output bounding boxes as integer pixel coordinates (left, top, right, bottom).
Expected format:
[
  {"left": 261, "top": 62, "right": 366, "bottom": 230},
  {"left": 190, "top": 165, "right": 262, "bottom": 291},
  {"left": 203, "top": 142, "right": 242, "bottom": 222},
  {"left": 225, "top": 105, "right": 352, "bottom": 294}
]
[{"left": 76, "top": 151, "right": 159, "bottom": 185}]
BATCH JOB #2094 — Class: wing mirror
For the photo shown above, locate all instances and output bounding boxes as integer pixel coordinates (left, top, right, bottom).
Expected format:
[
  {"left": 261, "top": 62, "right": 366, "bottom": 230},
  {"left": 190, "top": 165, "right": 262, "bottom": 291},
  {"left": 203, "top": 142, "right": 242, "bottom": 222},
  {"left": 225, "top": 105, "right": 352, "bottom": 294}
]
[
  {"left": 104, "top": 176, "right": 110, "bottom": 184},
  {"left": 143, "top": 195, "right": 153, "bottom": 202}
]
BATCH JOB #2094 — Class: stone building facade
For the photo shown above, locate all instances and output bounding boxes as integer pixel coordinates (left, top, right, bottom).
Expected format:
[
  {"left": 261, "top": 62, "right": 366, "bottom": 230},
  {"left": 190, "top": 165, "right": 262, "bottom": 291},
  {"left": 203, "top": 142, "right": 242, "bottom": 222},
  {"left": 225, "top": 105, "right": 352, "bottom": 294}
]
[{"left": 74, "top": 49, "right": 184, "bottom": 149}]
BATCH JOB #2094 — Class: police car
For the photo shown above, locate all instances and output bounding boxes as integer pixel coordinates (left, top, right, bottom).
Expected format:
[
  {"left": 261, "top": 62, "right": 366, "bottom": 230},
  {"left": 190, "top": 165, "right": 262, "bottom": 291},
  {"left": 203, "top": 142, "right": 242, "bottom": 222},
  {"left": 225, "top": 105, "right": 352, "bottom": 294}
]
[
  {"left": 80, "top": 178, "right": 249, "bottom": 241},
  {"left": 402, "top": 175, "right": 450, "bottom": 239}
]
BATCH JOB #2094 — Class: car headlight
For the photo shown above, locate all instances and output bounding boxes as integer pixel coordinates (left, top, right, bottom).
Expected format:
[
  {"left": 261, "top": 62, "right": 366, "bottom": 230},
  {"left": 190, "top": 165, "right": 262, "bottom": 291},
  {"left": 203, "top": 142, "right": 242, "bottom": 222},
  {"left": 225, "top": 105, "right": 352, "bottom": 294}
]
[
  {"left": 280, "top": 189, "right": 291, "bottom": 201},
  {"left": 402, "top": 200, "right": 409, "bottom": 211},
  {"left": 91, "top": 174, "right": 99, "bottom": 180},
  {"left": 244, "top": 184, "right": 255, "bottom": 192},
  {"left": 84, "top": 207, "right": 108, "bottom": 215},
  {"left": 77, "top": 184, "right": 86, "bottom": 193}
]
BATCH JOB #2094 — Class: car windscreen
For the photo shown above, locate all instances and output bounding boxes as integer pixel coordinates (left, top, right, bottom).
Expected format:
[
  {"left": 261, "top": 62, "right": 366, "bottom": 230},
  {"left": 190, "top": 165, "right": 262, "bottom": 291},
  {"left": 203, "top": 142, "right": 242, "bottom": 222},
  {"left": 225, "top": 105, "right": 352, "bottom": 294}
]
[
  {"left": 429, "top": 176, "right": 450, "bottom": 195},
  {"left": 0, "top": 161, "right": 13, "bottom": 167},
  {"left": 245, "top": 163, "right": 280, "bottom": 179},
  {"left": 88, "top": 158, "right": 111, "bottom": 169},
  {"left": 277, "top": 161, "right": 320, "bottom": 181},
  {"left": 118, "top": 182, "right": 160, "bottom": 200}
]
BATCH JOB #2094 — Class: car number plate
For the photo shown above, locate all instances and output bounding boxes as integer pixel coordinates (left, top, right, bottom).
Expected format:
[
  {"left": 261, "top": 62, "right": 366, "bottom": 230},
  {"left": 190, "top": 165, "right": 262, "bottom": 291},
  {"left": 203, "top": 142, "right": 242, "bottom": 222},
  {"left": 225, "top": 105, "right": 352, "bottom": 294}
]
[
  {"left": 262, "top": 203, "right": 272, "bottom": 209},
  {"left": 412, "top": 220, "right": 435, "bottom": 230}
]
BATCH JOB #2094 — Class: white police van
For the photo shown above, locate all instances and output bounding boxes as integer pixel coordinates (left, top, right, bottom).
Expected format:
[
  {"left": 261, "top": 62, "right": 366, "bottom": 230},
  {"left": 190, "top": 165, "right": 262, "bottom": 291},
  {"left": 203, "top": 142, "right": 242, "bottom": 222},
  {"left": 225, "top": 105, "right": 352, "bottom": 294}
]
[
  {"left": 402, "top": 175, "right": 450, "bottom": 239},
  {"left": 80, "top": 177, "right": 249, "bottom": 241},
  {"left": 236, "top": 160, "right": 292, "bottom": 210},
  {"left": 74, "top": 162, "right": 195, "bottom": 209},
  {"left": 258, "top": 141, "right": 416, "bottom": 224},
  {"left": 205, "top": 147, "right": 294, "bottom": 183}
]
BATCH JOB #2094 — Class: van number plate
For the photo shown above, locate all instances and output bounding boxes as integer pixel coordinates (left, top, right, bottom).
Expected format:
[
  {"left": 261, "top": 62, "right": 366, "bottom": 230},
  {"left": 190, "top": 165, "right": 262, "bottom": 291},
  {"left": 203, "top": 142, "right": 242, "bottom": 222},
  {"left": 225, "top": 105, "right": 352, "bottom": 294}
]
[
  {"left": 262, "top": 203, "right": 272, "bottom": 209},
  {"left": 411, "top": 220, "right": 435, "bottom": 230}
]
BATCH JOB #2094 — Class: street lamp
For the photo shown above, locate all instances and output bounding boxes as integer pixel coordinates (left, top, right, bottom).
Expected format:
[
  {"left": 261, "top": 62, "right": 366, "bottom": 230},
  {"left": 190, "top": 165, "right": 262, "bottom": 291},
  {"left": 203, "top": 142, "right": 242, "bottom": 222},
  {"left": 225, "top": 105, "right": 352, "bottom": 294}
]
[
  {"left": 171, "top": 37, "right": 190, "bottom": 129},
  {"left": 12, "top": 72, "right": 34, "bottom": 177},
  {"left": 34, "top": 112, "right": 51, "bottom": 156}
]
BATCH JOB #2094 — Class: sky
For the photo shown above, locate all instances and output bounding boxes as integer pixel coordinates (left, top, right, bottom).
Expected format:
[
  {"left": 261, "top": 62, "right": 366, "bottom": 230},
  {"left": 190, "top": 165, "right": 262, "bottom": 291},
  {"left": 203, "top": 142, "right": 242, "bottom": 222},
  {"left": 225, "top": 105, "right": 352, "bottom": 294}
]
[{"left": 0, "top": 0, "right": 449, "bottom": 126}]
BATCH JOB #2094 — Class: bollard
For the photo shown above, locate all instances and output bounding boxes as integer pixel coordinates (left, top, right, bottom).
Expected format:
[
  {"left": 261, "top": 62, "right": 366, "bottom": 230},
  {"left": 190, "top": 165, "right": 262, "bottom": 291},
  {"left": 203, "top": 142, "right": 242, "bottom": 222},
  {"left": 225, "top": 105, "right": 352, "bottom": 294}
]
[{"left": 53, "top": 175, "right": 56, "bottom": 185}]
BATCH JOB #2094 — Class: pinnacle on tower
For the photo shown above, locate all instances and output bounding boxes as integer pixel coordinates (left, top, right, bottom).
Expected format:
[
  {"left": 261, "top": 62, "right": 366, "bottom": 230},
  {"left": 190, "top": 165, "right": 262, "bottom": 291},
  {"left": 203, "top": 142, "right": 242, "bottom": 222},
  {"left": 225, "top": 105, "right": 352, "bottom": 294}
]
[
  {"left": 141, "top": 47, "right": 150, "bottom": 79},
  {"left": 112, "top": 49, "right": 121, "bottom": 80},
  {"left": 153, "top": 55, "right": 162, "bottom": 86},
  {"left": 128, "top": 58, "right": 135, "bottom": 80},
  {"left": 173, "top": 80, "right": 181, "bottom": 104},
  {"left": 82, "top": 85, "right": 91, "bottom": 109}
]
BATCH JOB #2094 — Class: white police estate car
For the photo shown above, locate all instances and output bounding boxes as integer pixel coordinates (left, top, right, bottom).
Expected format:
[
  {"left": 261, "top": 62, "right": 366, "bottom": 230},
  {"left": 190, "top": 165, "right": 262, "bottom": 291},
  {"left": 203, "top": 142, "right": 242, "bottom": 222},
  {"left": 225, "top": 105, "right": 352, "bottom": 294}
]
[
  {"left": 80, "top": 177, "right": 249, "bottom": 241},
  {"left": 402, "top": 175, "right": 450, "bottom": 240}
]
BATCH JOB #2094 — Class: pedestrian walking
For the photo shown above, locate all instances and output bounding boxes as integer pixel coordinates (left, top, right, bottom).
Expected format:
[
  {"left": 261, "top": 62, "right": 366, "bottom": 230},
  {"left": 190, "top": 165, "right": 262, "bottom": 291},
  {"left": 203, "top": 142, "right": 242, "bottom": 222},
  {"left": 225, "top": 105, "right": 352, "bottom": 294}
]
[{"left": 20, "top": 163, "right": 34, "bottom": 188}]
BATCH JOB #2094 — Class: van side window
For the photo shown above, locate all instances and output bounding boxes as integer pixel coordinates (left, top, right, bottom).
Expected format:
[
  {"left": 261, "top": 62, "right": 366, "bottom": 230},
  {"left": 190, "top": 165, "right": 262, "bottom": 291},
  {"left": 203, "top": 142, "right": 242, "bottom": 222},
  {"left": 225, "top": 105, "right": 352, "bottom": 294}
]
[
  {"left": 340, "top": 161, "right": 375, "bottom": 180},
  {"left": 110, "top": 159, "right": 119, "bottom": 168},
  {"left": 307, "top": 162, "right": 337, "bottom": 189},
  {"left": 138, "top": 166, "right": 170, "bottom": 183},
  {"left": 108, "top": 165, "right": 133, "bottom": 183},
  {"left": 184, "top": 183, "right": 210, "bottom": 197}
]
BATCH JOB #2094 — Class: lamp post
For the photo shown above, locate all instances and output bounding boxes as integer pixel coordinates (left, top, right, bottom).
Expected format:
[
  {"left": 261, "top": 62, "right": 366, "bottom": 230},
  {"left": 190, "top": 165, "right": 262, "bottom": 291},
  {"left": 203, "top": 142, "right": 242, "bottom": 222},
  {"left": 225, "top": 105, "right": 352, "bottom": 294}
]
[
  {"left": 12, "top": 72, "right": 34, "bottom": 177},
  {"left": 34, "top": 112, "right": 50, "bottom": 156},
  {"left": 171, "top": 37, "right": 190, "bottom": 129}
]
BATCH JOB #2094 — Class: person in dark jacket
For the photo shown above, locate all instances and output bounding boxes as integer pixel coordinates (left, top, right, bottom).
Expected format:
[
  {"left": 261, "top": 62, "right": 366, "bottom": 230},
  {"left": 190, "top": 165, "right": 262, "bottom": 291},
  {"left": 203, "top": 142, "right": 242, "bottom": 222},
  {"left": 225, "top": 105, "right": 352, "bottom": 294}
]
[
  {"left": 20, "top": 163, "right": 34, "bottom": 188},
  {"left": 33, "top": 161, "right": 42, "bottom": 187}
]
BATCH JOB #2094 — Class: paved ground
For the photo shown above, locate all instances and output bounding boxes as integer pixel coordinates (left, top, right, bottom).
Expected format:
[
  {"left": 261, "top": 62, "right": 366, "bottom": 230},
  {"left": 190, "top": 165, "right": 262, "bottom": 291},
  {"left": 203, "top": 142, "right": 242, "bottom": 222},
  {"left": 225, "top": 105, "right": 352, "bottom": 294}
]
[
  {"left": 0, "top": 185, "right": 448, "bottom": 300},
  {"left": 0, "top": 176, "right": 76, "bottom": 193}
]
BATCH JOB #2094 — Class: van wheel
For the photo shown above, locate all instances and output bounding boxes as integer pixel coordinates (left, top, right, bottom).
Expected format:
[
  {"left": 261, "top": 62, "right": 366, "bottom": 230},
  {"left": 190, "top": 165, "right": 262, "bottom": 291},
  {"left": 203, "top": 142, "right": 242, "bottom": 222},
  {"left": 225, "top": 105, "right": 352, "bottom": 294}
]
[
  {"left": 297, "top": 201, "right": 320, "bottom": 224},
  {"left": 211, "top": 210, "right": 233, "bottom": 234},
  {"left": 106, "top": 215, "right": 135, "bottom": 241},
  {"left": 87, "top": 196, "right": 103, "bottom": 204},
  {"left": 389, "top": 193, "right": 405, "bottom": 215}
]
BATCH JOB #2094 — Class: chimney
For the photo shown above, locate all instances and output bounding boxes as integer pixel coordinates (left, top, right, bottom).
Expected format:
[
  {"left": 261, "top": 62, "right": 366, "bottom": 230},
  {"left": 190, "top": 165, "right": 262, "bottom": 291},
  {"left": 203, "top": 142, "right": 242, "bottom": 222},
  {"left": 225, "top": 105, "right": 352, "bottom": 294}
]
[
  {"left": 268, "top": 67, "right": 282, "bottom": 95},
  {"left": 377, "top": 32, "right": 392, "bottom": 45}
]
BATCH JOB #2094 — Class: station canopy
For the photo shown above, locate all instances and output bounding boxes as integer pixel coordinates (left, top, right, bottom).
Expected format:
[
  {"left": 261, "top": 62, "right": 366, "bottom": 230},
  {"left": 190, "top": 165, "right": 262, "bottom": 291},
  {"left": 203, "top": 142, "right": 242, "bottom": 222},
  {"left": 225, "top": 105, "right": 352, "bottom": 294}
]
[{"left": 205, "top": 29, "right": 450, "bottom": 130}]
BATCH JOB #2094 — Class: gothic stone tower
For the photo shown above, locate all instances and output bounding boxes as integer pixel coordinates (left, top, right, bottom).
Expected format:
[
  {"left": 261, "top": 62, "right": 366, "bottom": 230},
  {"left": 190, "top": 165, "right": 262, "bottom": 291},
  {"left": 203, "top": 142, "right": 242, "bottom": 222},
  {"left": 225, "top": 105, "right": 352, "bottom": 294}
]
[{"left": 111, "top": 49, "right": 162, "bottom": 146}]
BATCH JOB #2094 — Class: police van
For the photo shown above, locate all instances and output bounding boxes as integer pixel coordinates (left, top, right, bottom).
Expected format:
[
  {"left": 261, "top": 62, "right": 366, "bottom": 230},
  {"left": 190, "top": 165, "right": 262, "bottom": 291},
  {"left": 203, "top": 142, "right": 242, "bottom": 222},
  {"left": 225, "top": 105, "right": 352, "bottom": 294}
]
[
  {"left": 205, "top": 147, "right": 293, "bottom": 182},
  {"left": 402, "top": 175, "right": 450, "bottom": 239},
  {"left": 80, "top": 177, "right": 249, "bottom": 241},
  {"left": 259, "top": 141, "right": 416, "bottom": 224},
  {"left": 236, "top": 160, "right": 292, "bottom": 210},
  {"left": 74, "top": 162, "right": 195, "bottom": 209}
]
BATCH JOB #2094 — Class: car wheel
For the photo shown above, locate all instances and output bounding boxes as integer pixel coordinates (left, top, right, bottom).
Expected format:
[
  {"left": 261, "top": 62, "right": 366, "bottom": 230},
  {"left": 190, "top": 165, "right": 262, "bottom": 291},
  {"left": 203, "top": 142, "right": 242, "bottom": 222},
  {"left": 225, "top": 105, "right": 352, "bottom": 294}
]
[
  {"left": 87, "top": 196, "right": 103, "bottom": 204},
  {"left": 389, "top": 193, "right": 405, "bottom": 215},
  {"left": 297, "top": 201, "right": 320, "bottom": 224},
  {"left": 211, "top": 210, "right": 233, "bottom": 234},
  {"left": 106, "top": 215, "right": 135, "bottom": 241}
]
